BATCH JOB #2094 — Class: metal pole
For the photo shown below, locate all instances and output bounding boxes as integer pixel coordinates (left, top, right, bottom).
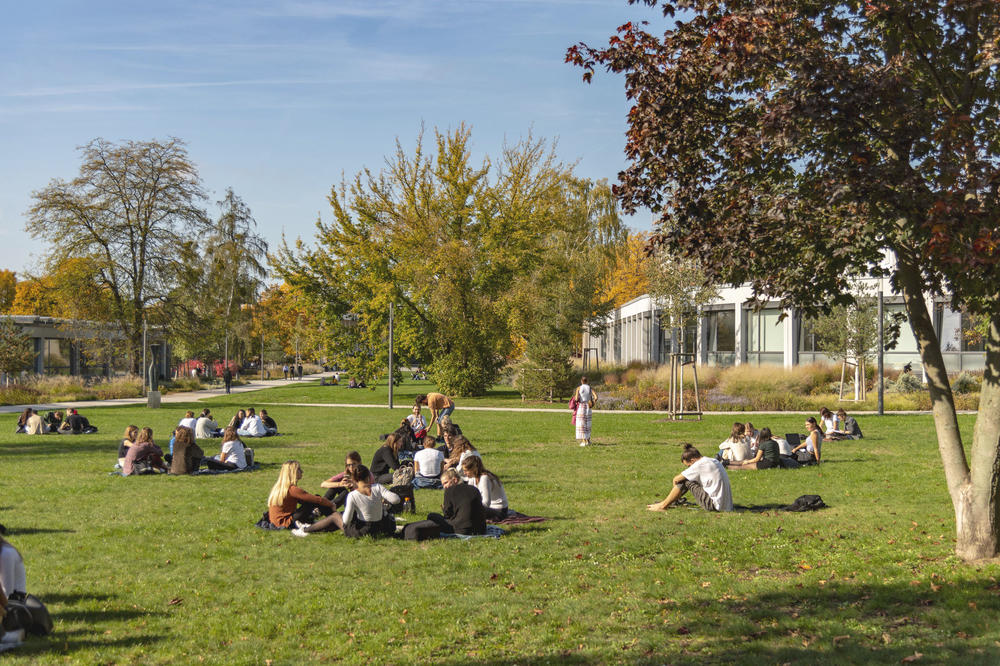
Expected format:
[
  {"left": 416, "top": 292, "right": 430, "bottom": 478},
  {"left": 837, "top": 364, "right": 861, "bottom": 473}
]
[
  {"left": 388, "top": 302, "right": 394, "bottom": 410},
  {"left": 142, "top": 318, "right": 147, "bottom": 394},
  {"left": 877, "top": 289, "right": 884, "bottom": 415}
]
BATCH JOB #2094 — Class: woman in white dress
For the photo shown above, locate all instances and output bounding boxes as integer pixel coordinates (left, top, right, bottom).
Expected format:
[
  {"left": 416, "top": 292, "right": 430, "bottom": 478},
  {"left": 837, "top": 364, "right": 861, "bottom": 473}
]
[{"left": 573, "top": 376, "right": 598, "bottom": 447}]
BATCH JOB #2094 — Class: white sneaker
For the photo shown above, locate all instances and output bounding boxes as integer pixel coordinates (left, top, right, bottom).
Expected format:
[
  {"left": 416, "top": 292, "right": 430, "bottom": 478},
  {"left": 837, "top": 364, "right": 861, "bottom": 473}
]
[
  {"left": 294, "top": 520, "right": 310, "bottom": 530},
  {"left": 579, "top": 441, "right": 588, "bottom": 447},
  {"left": 291, "top": 527, "right": 309, "bottom": 537}
]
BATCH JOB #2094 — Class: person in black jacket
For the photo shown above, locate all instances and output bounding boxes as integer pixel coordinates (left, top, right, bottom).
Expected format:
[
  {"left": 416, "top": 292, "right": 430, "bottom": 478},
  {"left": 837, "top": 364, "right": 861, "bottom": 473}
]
[
  {"left": 370, "top": 433, "right": 403, "bottom": 485},
  {"left": 426, "top": 469, "right": 486, "bottom": 535}
]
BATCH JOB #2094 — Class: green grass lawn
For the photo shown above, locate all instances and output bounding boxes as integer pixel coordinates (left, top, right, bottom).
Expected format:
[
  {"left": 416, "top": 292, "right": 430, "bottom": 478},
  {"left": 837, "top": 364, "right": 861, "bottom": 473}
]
[
  {"left": 2, "top": 391, "right": 999, "bottom": 664},
  {"left": 206, "top": 378, "right": 567, "bottom": 410}
]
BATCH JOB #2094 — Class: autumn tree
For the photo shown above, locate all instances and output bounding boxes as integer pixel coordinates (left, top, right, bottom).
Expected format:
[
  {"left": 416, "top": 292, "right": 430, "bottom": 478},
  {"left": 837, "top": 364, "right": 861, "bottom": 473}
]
[
  {"left": 570, "top": 0, "right": 1000, "bottom": 559},
  {"left": 275, "top": 126, "right": 620, "bottom": 395},
  {"left": 0, "top": 270, "right": 15, "bottom": 313},
  {"left": 0, "top": 318, "right": 36, "bottom": 384},
  {"left": 600, "top": 231, "right": 651, "bottom": 308},
  {"left": 27, "top": 138, "right": 211, "bottom": 374}
]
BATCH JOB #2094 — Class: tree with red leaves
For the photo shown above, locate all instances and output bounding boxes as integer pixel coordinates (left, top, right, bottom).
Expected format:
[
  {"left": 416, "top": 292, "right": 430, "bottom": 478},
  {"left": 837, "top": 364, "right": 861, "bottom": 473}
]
[{"left": 569, "top": 0, "right": 1000, "bottom": 560}]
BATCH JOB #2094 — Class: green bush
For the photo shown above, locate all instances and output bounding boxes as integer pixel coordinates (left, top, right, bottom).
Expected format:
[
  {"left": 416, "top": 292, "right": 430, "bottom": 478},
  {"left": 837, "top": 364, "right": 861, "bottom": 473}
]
[
  {"left": 888, "top": 372, "right": 924, "bottom": 394},
  {"left": 951, "top": 371, "right": 981, "bottom": 395},
  {"left": 0, "top": 385, "right": 42, "bottom": 406}
]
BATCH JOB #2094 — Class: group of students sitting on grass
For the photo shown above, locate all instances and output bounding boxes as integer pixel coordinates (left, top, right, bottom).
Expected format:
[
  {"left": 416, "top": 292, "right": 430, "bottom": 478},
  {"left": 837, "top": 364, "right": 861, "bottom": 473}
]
[
  {"left": 115, "top": 407, "right": 270, "bottom": 476},
  {"left": 716, "top": 409, "right": 863, "bottom": 470},
  {"left": 265, "top": 416, "right": 509, "bottom": 538},
  {"left": 15, "top": 408, "right": 97, "bottom": 435}
]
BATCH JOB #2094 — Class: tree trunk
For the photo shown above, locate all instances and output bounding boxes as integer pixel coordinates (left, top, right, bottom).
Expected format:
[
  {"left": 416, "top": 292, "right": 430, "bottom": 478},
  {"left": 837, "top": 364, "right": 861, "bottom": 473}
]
[{"left": 895, "top": 259, "right": 999, "bottom": 560}]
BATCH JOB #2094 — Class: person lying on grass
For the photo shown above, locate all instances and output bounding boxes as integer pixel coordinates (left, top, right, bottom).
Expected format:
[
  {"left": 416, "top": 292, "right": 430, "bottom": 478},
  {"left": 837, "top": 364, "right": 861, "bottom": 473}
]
[
  {"left": 462, "top": 455, "right": 509, "bottom": 521},
  {"left": 648, "top": 443, "right": 733, "bottom": 512},
  {"left": 268, "top": 460, "right": 335, "bottom": 529},
  {"left": 292, "top": 465, "right": 400, "bottom": 538},
  {"left": 413, "top": 435, "right": 446, "bottom": 489},
  {"left": 321, "top": 451, "right": 374, "bottom": 508},
  {"left": 426, "top": 468, "right": 486, "bottom": 536}
]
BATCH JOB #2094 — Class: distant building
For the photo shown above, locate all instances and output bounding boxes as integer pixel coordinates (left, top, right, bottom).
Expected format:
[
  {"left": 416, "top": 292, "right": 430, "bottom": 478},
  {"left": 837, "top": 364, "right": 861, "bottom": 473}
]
[
  {"left": 1, "top": 315, "right": 170, "bottom": 379},
  {"left": 584, "top": 278, "right": 984, "bottom": 373}
]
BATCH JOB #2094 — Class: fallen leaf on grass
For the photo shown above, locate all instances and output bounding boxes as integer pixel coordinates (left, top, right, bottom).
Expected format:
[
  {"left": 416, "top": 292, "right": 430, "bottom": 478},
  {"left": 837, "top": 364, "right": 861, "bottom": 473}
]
[
  {"left": 799, "top": 564, "right": 812, "bottom": 570},
  {"left": 882, "top": 633, "right": 891, "bottom": 644},
  {"left": 168, "top": 597, "right": 183, "bottom": 606},
  {"left": 489, "top": 573, "right": 498, "bottom": 580},
  {"left": 901, "top": 653, "right": 923, "bottom": 663},
  {"left": 677, "top": 626, "right": 690, "bottom": 635},
  {"left": 700, "top": 581, "right": 711, "bottom": 588},
  {"left": 969, "top": 601, "right": 978, "bottom": 610},
  {"left": 832, "top": 635, "right": 850, "bottom": 645},
  {"left": 532, "top": 609, "right": 543, "bottom": 615}
]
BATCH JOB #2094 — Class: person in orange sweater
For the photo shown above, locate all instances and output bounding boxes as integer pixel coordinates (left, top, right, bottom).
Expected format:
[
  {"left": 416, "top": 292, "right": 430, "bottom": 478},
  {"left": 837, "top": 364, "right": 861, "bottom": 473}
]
[
  {"left": 415, "top": 392, "right": 455, "bottom": 439},
  {"left": 267, "top": 461, "right": 335, "bottom": 529}
]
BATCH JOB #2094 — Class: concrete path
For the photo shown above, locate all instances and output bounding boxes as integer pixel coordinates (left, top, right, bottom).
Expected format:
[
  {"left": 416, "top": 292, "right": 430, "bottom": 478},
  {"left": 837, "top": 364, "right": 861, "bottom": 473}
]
[
  {"left": 0, "top": 373, "right": 329, "bottom": 414},
  {"left": 0, "top": 372, "right": 951, "bottom": 416}
]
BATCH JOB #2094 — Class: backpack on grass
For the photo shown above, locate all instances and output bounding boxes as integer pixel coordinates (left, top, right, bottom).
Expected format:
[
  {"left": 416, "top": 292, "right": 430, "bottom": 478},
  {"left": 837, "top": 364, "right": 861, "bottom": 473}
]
[{"left": 2, "top": 592, "right": 53, "bottom": 636}]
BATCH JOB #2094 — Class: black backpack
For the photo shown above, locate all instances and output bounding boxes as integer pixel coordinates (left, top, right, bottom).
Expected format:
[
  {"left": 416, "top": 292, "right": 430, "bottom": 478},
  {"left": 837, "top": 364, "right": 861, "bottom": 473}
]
[
  {"left": 402, "top": 519, "right": 441, "bottom": 541},
  {"left": 3, "top": 592, "right": 53, "bottom": 636},
  {"left": 782, "top": 495, "right": 827, "bottom": 512}
]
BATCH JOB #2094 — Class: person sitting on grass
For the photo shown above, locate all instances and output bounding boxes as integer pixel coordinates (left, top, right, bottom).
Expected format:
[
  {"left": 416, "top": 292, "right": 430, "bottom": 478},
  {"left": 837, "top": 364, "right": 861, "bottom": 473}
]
[
  {"left": 744, "top": 421, "right": 760, "bottom": 452},
  {"left": 195, "top": 408, "right": 221, "bottom": 439},
  {"left": 321, "top": 451, "right": 374, "bottom": 508},
  {"left": 648, "top": 443, "right": 734, "bottom": 512},
  {"left": 819, "top": 407, "right": 844, "bottom": 440},
  {"left": 23, "top": 409, "right": 49, "bottom": 435},
  {"left": 260, "top": 409, "right": 278, "bottom": 435},
  {"left": 461, "top": 456, "right": 509, "bottom": 521},
  {"left": 237, "top": 407, "right": 268, "bottom": 438},
  {"left": 370, "top": 433, "right": 403, "bottom": 485},
  {"left": 178, "top": 410, "right": 198, "bottom": 431},
  {"left": 118, "top": 424, "right": 139, "bottom": 468},
  {"left": 413, "top": 436, "right": 446, "bottom": 489},
  {"left": 735, "top": 427, "right": 782, "bottom": 470},
  {"left": 63, "top": 409, "right": 95, "bottom": 434},
  {"left": 717, "top": 422, "right": 751, "bottom": 462},
  {"left": 406, "top": 404, "right": 428, "bottom": 442},
  {"left": 15, "top": 408, "right": 31, "bottom": 434},
  {"left": 444, "top": 435, "right": 480, "bottom": 474},
  {"left": 792, "top": 418, "right": 822, "bottom": 465},
  {"left": 44, "top": 410, "right": 63, "bottom": 431},
  {"left": 836, "top": 408, "right": 863, "bottom": 439},
  {"left": 122, "top": 427, "right": 168, "bottom": 476},
  {"left": 268, "top": 460, "right": 335, "bottom": 529},
  {"left": 204, "top": 426, "right": 249, "bottom": 471},
  {"left": 427, "top": 468, "right": 486, "bottom": 535},
  {"left": 227, "top": 409, "right": 247, "bottom": 430},
  {"left": 169, "top": 426, "right": 204, "bottom": 475},
  {"left": 293, "top": 465, "right": 399, "bottom": 538}
]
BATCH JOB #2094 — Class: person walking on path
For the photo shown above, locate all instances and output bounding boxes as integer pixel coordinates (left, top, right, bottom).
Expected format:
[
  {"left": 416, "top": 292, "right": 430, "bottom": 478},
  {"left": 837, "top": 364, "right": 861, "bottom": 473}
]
[
  {"left": 297, "top": 363, "right": 303, "bottom": 380},
  {"left": 572, "top": 376, "right": 597, "bottom": 447},
  {"left": 223, "top": 367, "right": 232, "bottom": 394},
  {"left": 416, "top": 393, "right": 455, "bottom": 439}
]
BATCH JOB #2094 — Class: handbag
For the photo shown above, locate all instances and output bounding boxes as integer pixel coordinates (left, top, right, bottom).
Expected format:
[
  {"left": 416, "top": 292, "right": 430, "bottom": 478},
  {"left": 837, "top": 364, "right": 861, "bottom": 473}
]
[{"left": 392, "top": 463, "right": 415, "bottom": 486}]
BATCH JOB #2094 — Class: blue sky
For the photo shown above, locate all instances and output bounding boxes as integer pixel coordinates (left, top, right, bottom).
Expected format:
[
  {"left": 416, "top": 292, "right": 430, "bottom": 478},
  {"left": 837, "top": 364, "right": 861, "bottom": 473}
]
[{"left": 1, "top": 0, "right": 668, "bottom": 277}]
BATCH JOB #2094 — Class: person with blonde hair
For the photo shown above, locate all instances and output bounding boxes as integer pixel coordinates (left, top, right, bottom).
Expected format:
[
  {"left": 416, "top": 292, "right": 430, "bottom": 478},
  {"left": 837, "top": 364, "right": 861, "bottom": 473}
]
[
  {"left": 444, "top": 435, "right": 481, "bottom": 475},
  {"left": 267, "top": 461, "right": 335, "bottom": 529},
  {"left": 461, "top": 456, "right": 509, "bottom": 521},
  {"left": 117, "top": 425, "right": 139, "bottom": 467},
  {"left": 426, "top": 468, "right": 486, "bottom": 535}
]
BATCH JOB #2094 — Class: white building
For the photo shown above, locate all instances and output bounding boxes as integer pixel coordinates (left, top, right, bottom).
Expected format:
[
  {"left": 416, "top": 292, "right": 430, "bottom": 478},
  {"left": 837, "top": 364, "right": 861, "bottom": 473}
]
[{"left": 584, "top": 279, "right": 985, "bottom": 373}]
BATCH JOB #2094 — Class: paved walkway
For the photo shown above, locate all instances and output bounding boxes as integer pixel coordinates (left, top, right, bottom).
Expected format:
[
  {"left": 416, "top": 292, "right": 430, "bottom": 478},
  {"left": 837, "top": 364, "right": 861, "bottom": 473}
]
[
  {"left": 0, "top": 373, "right": 329, "bottom": 414},
  {"left": 0, "top": 373, "right": 949, "bottom": 416}
]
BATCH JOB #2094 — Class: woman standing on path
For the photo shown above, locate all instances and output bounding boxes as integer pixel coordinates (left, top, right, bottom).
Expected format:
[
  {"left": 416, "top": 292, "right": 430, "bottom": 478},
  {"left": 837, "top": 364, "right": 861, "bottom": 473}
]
[{"left": 573, "top": 376, "right": 597, "bottom": 447}]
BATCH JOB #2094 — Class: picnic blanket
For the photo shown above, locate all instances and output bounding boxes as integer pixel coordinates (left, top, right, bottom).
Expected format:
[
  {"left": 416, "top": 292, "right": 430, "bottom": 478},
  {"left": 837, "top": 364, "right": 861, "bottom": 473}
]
[
  {"left": 440, "top": 525, "right": 506, "bottom": 539},
  {"left": 489, "top": 510, "right": 548, "bottom": 525}
]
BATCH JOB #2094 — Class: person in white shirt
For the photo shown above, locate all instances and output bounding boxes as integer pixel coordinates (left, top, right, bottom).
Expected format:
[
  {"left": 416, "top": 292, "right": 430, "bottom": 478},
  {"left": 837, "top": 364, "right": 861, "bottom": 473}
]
[
  {"left": 573, "top": 377, "right": 597, "bottom": 447},
  {"left": 717, "top": 422, "right": 751, "bottom": 462},
  {"left": 413, "top": 436, "right": 445, "bottom": 489},
  {"left": 293, "top": 465, "right": 399, "bottom": 538},
  {"left": 0, "top": 537, "right": 26, "bottom": 599},
  {"left": 195, "top": 409, "right": 221, "bottom": 439},
  {"left": 462, "top": 455, "right": 509, "bottom": 521},
  {"left": 648, "top": 443, "right": 733, "bottom": 512},
  {"left": 237, "top": 407, "right": 268, "bottom": 438},
  {"left": 178, "top": 410, "right": 198, "bottom": 432},
  {"left": 204, "top": 426, "right": 248, "bottom": 470},
  {"left": 406, "top": 405, "right": 428, "bottom": 440}
]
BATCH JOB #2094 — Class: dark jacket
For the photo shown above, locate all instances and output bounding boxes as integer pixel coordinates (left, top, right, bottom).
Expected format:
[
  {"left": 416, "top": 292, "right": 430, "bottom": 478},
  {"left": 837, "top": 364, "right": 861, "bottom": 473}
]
[
  {"left": 170, "top": 439, "right": 205, "bottom": 475},
  {"left": 442, "top": 483, "right": 486, "bottom": 535}
]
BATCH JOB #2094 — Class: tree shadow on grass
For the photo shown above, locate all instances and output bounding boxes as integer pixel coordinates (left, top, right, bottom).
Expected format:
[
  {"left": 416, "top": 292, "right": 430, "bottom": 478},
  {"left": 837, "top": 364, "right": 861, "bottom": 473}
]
[
  {"left": 0, "top": 440, "right": 124, "bottom": 458},
  {"left": 4, "top": 527, "right": 75, "bottom": 536},
  {"left": 13, "top": 634, "right": 164, "bottom": 658},
  {"left": 40, "top": 592, "right": 113, "bottom": 605}
]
